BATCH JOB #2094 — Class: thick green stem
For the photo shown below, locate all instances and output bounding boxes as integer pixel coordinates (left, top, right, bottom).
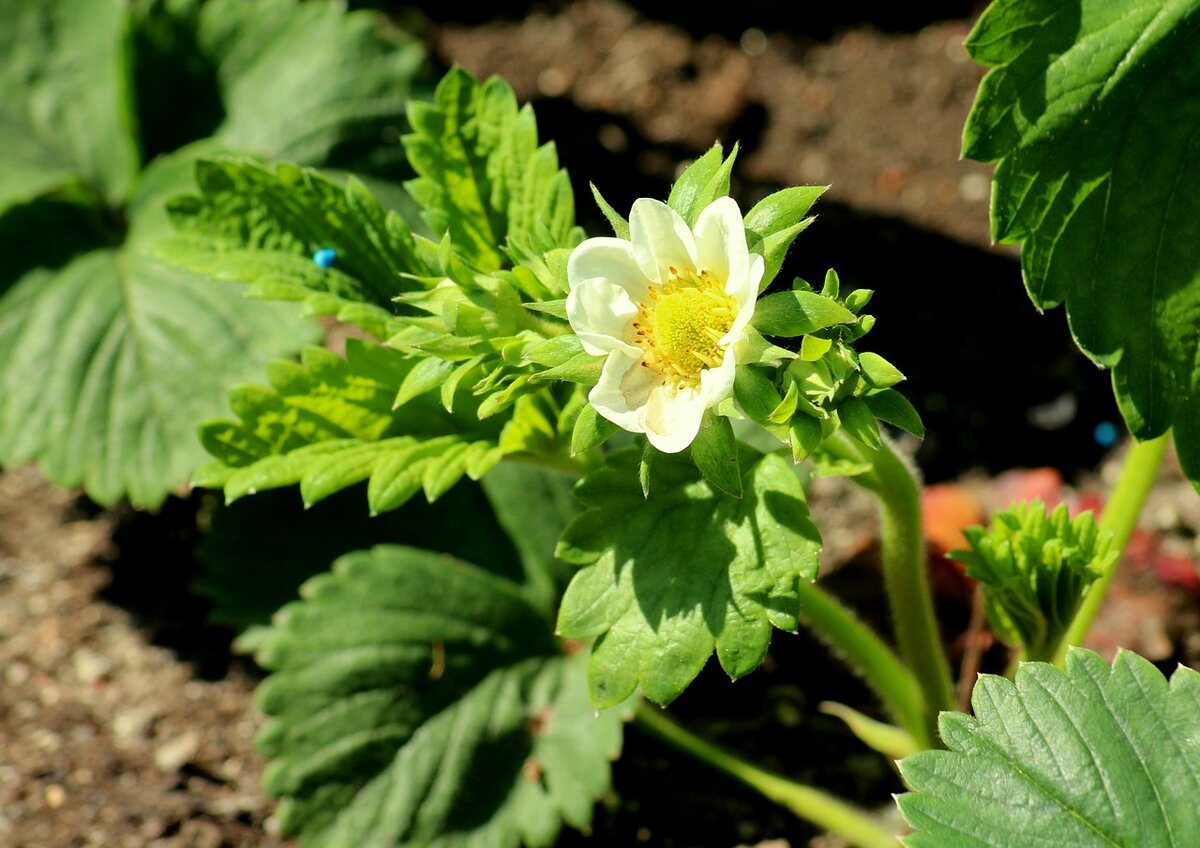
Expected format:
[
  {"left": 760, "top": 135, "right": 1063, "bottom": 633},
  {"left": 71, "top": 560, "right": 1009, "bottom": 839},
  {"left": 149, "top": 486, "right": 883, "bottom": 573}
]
[
  {"left": 1054, "top": 432, "right": 1169, "bottom": 664},
  {"left": 795, "top": 580, "right": 931, "bottom": 749},
  {"left": 634, "top": 705, "right": 900, "bottom": 848},
  {"left": 841, "top": 434, "right": 956, "bottom": 736}
]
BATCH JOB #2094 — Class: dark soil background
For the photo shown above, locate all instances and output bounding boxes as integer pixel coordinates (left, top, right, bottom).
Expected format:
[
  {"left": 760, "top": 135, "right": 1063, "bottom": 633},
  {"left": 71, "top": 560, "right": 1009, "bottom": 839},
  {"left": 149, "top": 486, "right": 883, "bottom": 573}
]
[{"left": 3, "top": 2, "right": 1198, "bottom": 847}]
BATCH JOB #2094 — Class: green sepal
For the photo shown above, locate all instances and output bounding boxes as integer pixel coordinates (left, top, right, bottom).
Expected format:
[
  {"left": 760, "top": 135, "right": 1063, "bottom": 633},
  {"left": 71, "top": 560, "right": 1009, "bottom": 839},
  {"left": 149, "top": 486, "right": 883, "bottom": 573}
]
[
  {"left": 666, "top": 142, "right": 738, "bottom": 226},
  {"left": 590, "top": 183, "right": 630, "bottom": 239},
  {"left": 690, "top": 411, "right": 742, "bottom": 498},
  {"left": 864, "top": 389, "right": 924, "bottom": 438},
  {"left": 751, "top": 290, "right": 857, "bottom": 337},
  {"left": 529, "top": 351, "right": 605, "bottom": 386},
  {"left": 743, "top": 186, "right": 826, "bottom": 291},
  {"left": 858, "top": 351, "right": 906, "bottom": 388},
  {"left": 789, "top": 415, "right": 824, "bottom": 464},
  {"left": 524, "top": 299, "right": 569, "bottom": 321},
  {"left": 837, "top": 397, "right": 881, "bottom": 450},
  {"left": 570, "top": 404, "right": 618, "bottom": 456}
]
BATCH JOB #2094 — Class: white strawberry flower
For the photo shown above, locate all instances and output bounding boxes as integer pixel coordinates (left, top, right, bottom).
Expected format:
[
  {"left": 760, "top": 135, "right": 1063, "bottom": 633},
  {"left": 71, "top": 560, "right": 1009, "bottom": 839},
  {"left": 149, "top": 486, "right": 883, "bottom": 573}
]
[{"left": 566, "top": 196, "right": 763, "bottom": 453}]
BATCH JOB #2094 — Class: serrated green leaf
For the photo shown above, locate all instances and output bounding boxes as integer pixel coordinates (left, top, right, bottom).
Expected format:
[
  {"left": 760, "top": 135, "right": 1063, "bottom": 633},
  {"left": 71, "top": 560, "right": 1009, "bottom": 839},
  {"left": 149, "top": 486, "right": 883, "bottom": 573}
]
[
  {"left": 0, "top": 156, "right": 317, "bottom": 506},
  {"left": 899, "top": 649, "right": 1200, "bottom": 847},
  {"left": 752, "top": 290, "right": 856, "bottom": 337},
  {"left": 557, "top": 450, "right": 821, "bottom": 706},
  {"left": 254, "top": 545, "right": 626, "bottom": 848},
  {"left": 196, "top": 481, "right": 525, "bottom": 631},
  {"left": 962, "top": 0, "right": 1200, "bottom": 485},
  {"left": 0, "top": 0, "right": 138, "bottom": 213},
  {"left": 743, "top": 186, "right": 826, "bottom": 291},
  {"left": 403, "top": 69, "right": 576, "bottom": 271},
  {"left": 197, "top": 340, "right": 499, "bottom": 511},
  {"left": 160, "top": 157, "right": 429, "bottom": 330}
]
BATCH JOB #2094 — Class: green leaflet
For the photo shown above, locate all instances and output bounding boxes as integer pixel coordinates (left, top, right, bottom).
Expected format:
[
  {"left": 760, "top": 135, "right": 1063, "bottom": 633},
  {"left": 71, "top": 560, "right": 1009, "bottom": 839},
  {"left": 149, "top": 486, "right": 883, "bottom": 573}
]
[
  {"left": 963, "top": 0, "right": 1200, "bottom": 485},
  {"left": 899, "top": 649, "right": 1200, "bottom": 847},
  {"left": 403, "top": 68, "right": 579, "bottom": 272},
  {"left": 0, "top": 0, "right": 138, "bottom": 213},
  {"left": 557, "top": 449, "right": 821, "bottom": 707},
  {"left": 0, "top": 0, "right": 430, "bottom": 505},
  {"left": 0, "top": 154, "right": 315, "bottom": 508},
  {"left": 161, "top": 157, "right": 431, "bottom": 336},
  {"left": 195, "top": 341, "right": 503, "bottom": 512},
  {"left": 254, "top": 545, "right": 627, "bottom": 848}
]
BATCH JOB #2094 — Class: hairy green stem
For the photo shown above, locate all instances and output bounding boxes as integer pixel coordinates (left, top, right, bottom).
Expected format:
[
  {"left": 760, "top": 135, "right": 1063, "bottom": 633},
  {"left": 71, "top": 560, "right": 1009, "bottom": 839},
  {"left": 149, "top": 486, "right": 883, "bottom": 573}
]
[
  {"left": 795, "top": 580, "right": 931, "bottom": 749},
  {"left": 840, "top": 434, "right": 956, "bottom": 736},
  {"left": 634, "top": 705, "right": 900, "bottom": 848},
  {"left": 1054, "top": 432, "right": 1169, "bottom": 664}
]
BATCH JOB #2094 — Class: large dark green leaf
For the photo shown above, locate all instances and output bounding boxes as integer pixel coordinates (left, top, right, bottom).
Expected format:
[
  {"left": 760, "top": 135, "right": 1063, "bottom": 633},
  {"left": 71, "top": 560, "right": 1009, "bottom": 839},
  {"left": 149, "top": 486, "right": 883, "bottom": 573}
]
[
  {"left": 899, "top": 649, "right": 1200, "bottom": 847},
  {"left": 963, "top": 0, "right": 1200, "bottom": 483},
  {"left": 557, "top": 449, "right": 821, "bottom": 706},
  {"left": 0, "top": 0, "right": 139, "bottom": 213},
  {"left": 0, "top": 154, "right": 315, "bottom": 507},
  {"left": 254, "top": 545, "right": 626, "bottom": 848}
]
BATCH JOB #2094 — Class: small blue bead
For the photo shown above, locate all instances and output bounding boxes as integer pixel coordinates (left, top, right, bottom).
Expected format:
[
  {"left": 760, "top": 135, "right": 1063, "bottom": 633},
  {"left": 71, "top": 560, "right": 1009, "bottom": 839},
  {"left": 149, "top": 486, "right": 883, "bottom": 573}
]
[
  {"left": 312, "top": 247, "right": 337, "bottom": 268},
  {"left": 1093, "top": 420, "right": 1119, "bottom": 447}
]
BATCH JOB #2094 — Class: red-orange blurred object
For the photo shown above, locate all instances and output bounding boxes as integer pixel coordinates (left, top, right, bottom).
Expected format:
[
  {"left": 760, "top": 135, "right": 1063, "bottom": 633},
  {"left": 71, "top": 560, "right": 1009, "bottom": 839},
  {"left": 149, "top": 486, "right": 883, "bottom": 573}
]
[{"left": 921, "top": 483, "right": 984, "bottom": 554}]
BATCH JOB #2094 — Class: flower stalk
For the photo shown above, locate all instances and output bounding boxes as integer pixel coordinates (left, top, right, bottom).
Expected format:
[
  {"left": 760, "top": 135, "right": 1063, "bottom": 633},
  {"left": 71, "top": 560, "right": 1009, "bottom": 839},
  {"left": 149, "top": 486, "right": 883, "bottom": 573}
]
[{"left": 634, "top": 704, "right": 900, "bottom": 848}]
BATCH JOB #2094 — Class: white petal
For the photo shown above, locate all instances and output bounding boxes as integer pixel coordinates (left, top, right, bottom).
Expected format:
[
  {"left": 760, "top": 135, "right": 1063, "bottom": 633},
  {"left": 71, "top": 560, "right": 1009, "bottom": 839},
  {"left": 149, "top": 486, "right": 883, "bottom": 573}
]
[
  {"left": 567, "top": 236, "right": 650, "bottom": 302},
  {"left": 629, "top": 198, "right": 697, "bottom": 284},
  {"left": 643, "top": 385, "right": 706, "bottom": 453},
  {"left": 566, "top": 278, "right": 640, "bottom": 356},
  {"left": 694, "top": 196, "right": 748, "bottom": 287},
  {"left": 699, "top": 348, "right": 738, "bottom": 408},
  {"left": 589, "top": 348, "right": 650, "bottom": 434},
  {"left": 720, "top": 256, "right": 761, "bottom": 347}
]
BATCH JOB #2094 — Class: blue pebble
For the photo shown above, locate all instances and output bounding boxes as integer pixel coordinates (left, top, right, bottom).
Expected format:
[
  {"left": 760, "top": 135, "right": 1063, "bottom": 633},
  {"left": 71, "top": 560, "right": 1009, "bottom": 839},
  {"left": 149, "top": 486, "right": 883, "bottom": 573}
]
[
  {"left": 1093, "top": 420, "right": 1119, "bottom": 447},
  {"left": 312, "top": 247, "right": 337, "bottom": 268}
]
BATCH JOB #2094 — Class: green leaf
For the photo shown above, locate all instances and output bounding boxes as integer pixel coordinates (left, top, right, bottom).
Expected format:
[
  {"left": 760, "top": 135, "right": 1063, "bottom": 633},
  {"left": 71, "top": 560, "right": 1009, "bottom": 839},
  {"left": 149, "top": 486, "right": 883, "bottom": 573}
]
[
  {"left": 196, "top": 340, "right": 500, "bottom": 511},
  {"left": 666, "top": 143, "right": 737, "bottom": 226},
  {"left": 403, "top": 69, "right": 577, "bottom": 271},
  {"left": 570, "top": 405, "right": 618, "bottom": 456},
  {"left": 0, "top": 0, "right": 138, "bottom": 213},
  {"left": 254, "top": 545, "right": 626, "bottom": 848},
  {"left": 129, "top": 0, "right": 427, "bottom": 171},
  {"left": 837, "top": 397, "right": 881, "bottom": 450},
  {"left": 557, "top": 450, "right": 821, "bottom": 706},
  {"left": 743, "top": 186, "right": 826, "bottom": 291},
  {"left": 161, "top": 157, "right": 429, "bottom": 336},
  {"left": 962, "top": 0, "right": 1200, "bottom": 484},
  {"left": 196, "top": 481, "right": 525, "bottom": 631},
  {"left": 899, "top": 649, "right": 1200, "bottom": 847},
  {"left": 752, "top": 290, "right": 857, "bottom": 337},
  {"left": 0, "top": 155, "right": 317, "bottom": 507}
]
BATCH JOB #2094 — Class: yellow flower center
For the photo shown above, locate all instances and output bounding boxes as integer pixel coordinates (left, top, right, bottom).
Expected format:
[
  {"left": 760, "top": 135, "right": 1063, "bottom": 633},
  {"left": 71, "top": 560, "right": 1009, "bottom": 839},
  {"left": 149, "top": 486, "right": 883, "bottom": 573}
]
[{"left": 632, "top": 266, "right": 736, "bottom": 388}]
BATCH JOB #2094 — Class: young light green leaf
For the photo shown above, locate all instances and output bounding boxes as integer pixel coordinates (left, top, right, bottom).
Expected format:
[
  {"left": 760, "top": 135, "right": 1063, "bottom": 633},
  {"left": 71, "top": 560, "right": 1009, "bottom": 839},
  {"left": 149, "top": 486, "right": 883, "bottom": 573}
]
[
  {"left": 570, "top": 404, "right": 618, "bottom": 456},
  {"left": 864, "top": 389, "right": 925, "bottom": 438},
  {"left": 743, "top": 186, "right": 826, "bottom": 291},
  {"left": 899, "top": 649, "right": 1200, "bottom": 847},
  {"left": 962, "top": 0, "right": 1200, "bottom": 486},
  {"left": 196, "top": 341, "right": 501, "bottom": 512},
  {"left": 837, "top": 397, "right": 881, "bottom": 450},
  {"left": 404, "top": 69, "right": 577, "bottom": 271},
  {"left": 751, "top": 290, "right": 856, "bottom": 337},
  {"left": 254, "top": 545, "right": 626, "bottom": 848},
  {"left": 0, "top": 0, "right": 138, "bottom": 213},
  {"left": 557, "top": 450, "right": 821, "bottom": 706}
]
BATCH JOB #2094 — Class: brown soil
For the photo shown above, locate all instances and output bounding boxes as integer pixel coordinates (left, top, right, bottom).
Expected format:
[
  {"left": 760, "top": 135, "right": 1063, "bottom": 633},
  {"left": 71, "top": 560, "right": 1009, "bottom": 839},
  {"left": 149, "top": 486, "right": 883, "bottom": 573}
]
[{"left": 4, "top": 2, "right": 1198, "bottom": 847}]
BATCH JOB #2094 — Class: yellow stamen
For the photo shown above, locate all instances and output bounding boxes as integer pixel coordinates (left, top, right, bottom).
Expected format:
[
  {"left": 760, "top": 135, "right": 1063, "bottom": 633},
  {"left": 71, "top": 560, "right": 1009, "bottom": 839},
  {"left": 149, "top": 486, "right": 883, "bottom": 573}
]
[{"left": 631, "top": 266, "right": 736, "bottom": 388}]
